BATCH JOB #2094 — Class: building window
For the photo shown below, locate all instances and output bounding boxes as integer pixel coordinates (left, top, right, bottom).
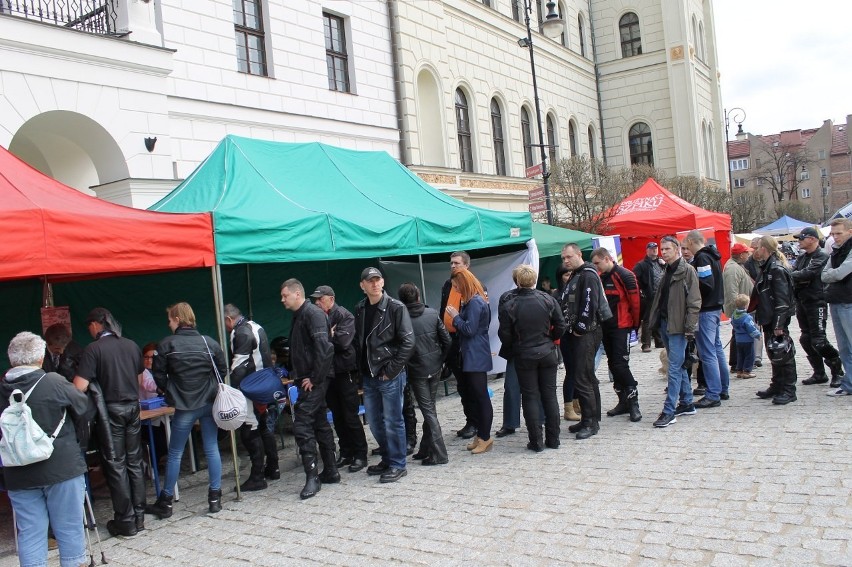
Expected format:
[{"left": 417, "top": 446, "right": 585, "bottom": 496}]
[
  {"left": 324, "top": 13, "right": 350, "bottom": 92},
  {"left": 455, "top": 89, "right": 473, "bottom": 172},
  {"left": 619, "top": 12, "right": 642, "bottom": 58},
  {"left": 491, "top": 99, "right": 506, "bottom": 176},
  {"left": 481, "top": 0, "right": 491, "bottom": 6},
  {"left": 756, "top": 178, "right": 763, "bottom": 186},
  {"left": 730, "top": 158, "right": 749, "bottom": 171},
  {"left": 521, "top": 106, "right": 534, "bottom": 169},
  {"left": 800, "top": 169, "right": 810, "bottom": 181},
  {"left": 698, "top": 22, "right": 705, "bottom": 61},
  {"left": 734, "top": 178, "right": 746, "bottom": 188},
  {"left": 801, "top": 186, "right": 811, "bottom": 199},
  {"left": 559, "top": 2, "right": 568, "bottom": 47},
  {"left": 821, "top": 167, "right": 828, "bottom": 178},
  {"left": 568, "top": 121, "right": 577, "bottom": 157},
  {"left": 818, "top": 149, "right": 826, "bottom": 160},
  {"left": 578, "top": 14, "right": 586, "bottom": 57},
  {"left": 234, "top": 0, "right": 267, "bottom": 76},
  {"left": 512, "top": 0, "right": 522, "bottom": 22},
  {"left": 588, "top": 126, "right": 596, "bottom": 161},
  {"left": 628, "top": 122, "right": 653, "bottom": 166},
  {"left": 546, "top": 115, "right": 557, "bottom": 166}
]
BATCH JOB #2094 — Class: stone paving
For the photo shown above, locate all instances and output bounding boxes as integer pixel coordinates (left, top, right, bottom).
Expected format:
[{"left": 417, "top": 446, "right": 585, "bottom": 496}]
[{"left": 1, "top": 319, "right": 850, "bottom": 566}]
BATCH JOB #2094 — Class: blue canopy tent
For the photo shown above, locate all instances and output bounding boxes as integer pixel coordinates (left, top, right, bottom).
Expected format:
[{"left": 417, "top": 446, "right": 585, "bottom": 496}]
[{"left": 755, "top": 215, "right": 813, "bottom": 236}]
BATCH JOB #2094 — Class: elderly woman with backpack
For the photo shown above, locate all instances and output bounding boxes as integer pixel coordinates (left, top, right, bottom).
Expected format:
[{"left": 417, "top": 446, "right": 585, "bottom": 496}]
[{"left": 0, "top": 331, "right": 90, "bottom": 567}]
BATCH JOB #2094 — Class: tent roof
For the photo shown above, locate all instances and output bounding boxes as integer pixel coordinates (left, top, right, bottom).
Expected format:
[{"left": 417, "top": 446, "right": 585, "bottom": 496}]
[
  {"left": 755, "top": 215, "right": 813, "bottom": 234},
  {"left": 532, "top": 222, "right": 598, "bottom": 257},
  {"left": 0, "top": 146, "right": 215, "bottom": 282},
  {"left": 603, "top": 178, "right": 732, "bottom": 236},
  {"left": 150, "top": 136, "right": 532, "bottom": 264}
]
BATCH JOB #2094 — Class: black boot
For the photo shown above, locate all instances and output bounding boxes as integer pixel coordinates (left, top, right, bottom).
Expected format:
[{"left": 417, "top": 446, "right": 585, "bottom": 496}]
[
  {"left": 526, "top": 426, "right": 544, "bottom": 452},
  {"left": 802, "top": 355, "right": 828, "bottom": 384},
  {"left": 300, "top": 455, "right": 321, "bottom": 500},
  {"left": 318, "top": 448, "right": 340, "bottom": 484},
  {"left": 575, "top": 420, "right": 599, "bottom": 440},
  {"left": 239, "top": 474, "right": 268, "bottom": 492},
  {"left": 144, "top": 492, "right": 173, "bottom": 520},
  {"left": 626, "top": 389, "right": 642, "bottom": 422},
  {"left": 827, "top": 356, "right": 845, "bottom": 384},
  {"left": 208, "top": 489, "right": 222, "bottom": 514},
  {"left": 606, "top": 390, "right": 629, "bottom": 417}
]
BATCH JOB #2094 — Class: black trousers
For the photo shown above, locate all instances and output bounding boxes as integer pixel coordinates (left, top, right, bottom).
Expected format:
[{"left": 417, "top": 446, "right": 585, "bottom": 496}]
[
  {"left": 239, "top": 407, "right": 278, "bottom": 478},
  {"left": 639, "top": 297, "right": 662, "bottom": 347},
  {"left": 763, "top": 325, "right": 797, "bottom": 395},
  {"left": 293, "top": 379, "right": 336, "bottom": 457},
  {"left": 103, "top": 402, "right": 146, "bottom": 524},
  {"left": 566, "top": 327, "right": 602, "bottom": 425},
  {"left": 515, "top": 349, "right": 560, "bottom": 446},
  {"left": 796, "top": 301, "right": 840, "bottom": 375},
  {"left": 403, "top": 381, "right": 418, "bottom": 446},
  {"left": 410, "top": 376, "right": 448, "bottom": 462},
  {"left": 463, "top": 371, "right": 493, "bottom": 441},
  {"left": 325, "top": 371, "right": 368, "bottom": 460},
  {"left": 601, "top": 325, "right": 638, "bottom": 392},
  {"left": 449, "top": 337, "right": 478, "bottom": 429}
]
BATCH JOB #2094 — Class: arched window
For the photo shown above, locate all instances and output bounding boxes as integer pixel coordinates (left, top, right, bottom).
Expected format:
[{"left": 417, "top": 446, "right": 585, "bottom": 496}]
[
  {"left": 491, "top": 99, "right": 507, "bottom": 176},
  {"left": 546, "top": 114, "right": 557, "bottom": 166},
  {"left": 521, "top": 106, "right": 534, "bottom": 169},
  {"left": 707, "top": 125, "right": 716, "bottom": 178},
  {"left": 578, "top": 14, "right": 586, "bottom": 57},
  {"left": 619, "top": 12, "right": 641, "bottom": 58},
  {"left": 702, "top": 122, "right": 711, "bottom": 176},
  {"left": 628, "top": 122, "right": 653, "bottom": 166},
  {"left": 512, "top": 0, "right": 522, "bottom": 22},
  {"left": 558, "top": 2, "right": 568, "bottom": 47},
  {"left": 587, "top": 126, "right": 596, "bottom": 161},
  {"left": 698, "top": 22, "right": 706, "bottom": 61},
  {"left": 691, "top": 15, "right": 698, "bottom": 55},
  {"left": 455, "top": 89, "right": 473, "bottom": 172},
  {"left": 568, "top": 121, "right": 577, "bottom": 157}
]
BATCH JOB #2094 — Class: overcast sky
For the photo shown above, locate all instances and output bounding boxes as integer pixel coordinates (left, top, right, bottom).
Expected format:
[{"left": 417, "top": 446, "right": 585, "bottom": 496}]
[{"left": 713, "top": 1, "right": 852, "bottom": 136}]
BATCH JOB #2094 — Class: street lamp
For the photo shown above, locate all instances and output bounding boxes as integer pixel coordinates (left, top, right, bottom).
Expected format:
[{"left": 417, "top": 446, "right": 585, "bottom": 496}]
[
  {"left": 724, "top": 107, "right": 746, "bottom": 195},
  {"left": 519, "top": 0, "right": 563, "bottom": 225},
  {"left": 821, "top": 173, "right": 831, "bottom": 223}
]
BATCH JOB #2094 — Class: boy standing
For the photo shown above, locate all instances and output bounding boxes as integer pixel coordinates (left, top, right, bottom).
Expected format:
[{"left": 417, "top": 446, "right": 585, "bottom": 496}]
[{"left": 731, "top": 294, "right": 761, "bottom": 379}]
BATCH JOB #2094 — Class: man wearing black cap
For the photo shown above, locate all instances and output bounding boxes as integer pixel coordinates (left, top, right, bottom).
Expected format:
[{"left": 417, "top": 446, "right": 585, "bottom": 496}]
[
  {"left": 354, "top": 267, "right": 414, "bottom": 483},
  {"left": 74, "top": 308, "right": 146, "bottom": 537},
  {"left": 633, "top": 242, "right": 665, "bottom": 352},
  {"left": 311, "top": 285, "right": 369, "bottom": 472},
  {"left": 792, "top": 227, "right": 844, "bottom": 386}
]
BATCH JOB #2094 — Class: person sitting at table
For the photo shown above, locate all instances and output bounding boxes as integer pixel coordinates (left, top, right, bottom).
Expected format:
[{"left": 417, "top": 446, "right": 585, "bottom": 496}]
[{"left": 139, "top": 342, "right": 167, "bottom": 467}]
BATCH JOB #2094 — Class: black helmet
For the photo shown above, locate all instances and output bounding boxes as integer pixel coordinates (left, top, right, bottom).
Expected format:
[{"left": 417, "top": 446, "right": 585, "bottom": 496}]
[
  {"left": 766, "top": 334, "right": 795, "bottom": 364},
  {"left": 270, "top": 336, "right": 289, "bottom": 357}
]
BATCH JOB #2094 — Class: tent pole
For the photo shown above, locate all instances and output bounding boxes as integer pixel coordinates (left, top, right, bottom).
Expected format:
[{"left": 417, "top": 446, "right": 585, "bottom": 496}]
[
  {"left": 211, "top": 265, "right": 243, "bottom": 501},
  {"left": 417, "top": 255, "right": 427, "bottom": 302},
  {"left": 245, "top": 264, "right": 253, "bottom": 321}
]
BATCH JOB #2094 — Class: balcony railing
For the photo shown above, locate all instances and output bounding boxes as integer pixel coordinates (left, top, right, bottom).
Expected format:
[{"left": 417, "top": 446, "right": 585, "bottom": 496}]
[{"left": 1, "top": 0, "right": 119, "bottom": 35}]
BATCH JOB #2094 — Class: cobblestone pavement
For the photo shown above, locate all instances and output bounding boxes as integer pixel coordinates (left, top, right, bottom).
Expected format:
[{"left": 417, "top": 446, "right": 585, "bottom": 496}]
[{"left": 2, "top": 319, "right": 850, "bottom": 566}]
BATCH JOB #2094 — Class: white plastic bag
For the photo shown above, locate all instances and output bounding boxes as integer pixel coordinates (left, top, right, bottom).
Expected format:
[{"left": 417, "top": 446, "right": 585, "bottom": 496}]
[{"left": 212, "top": 382, "right": 247, "bottom": 431}]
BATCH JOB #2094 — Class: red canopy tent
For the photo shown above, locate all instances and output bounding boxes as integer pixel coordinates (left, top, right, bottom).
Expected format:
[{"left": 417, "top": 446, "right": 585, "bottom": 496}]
[
  {"left": 603, "top": 178, "right": 732, "bottom": 270},
  {"left": 0, "top": 146, "right": 215, "bottom": 281}
]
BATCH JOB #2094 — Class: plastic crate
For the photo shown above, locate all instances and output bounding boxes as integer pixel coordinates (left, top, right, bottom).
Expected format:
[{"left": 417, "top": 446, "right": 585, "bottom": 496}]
[{"left": 140, "top": 396, "right": 166, "bottom": 410}]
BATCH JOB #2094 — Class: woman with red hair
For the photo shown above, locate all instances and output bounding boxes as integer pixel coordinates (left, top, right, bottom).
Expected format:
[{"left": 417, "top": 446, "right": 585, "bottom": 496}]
[{"left": 445, "top": 270, "right": 493, "bottom": 454}]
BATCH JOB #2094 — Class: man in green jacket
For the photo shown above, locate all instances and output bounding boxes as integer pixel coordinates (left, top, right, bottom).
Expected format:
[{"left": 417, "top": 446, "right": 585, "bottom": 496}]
[{"left": 649, "top": 236, "right": 701, "bottom": 428}]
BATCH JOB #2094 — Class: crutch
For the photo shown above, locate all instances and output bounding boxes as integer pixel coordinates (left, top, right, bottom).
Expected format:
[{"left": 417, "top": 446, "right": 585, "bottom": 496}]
[{"left": 83, "top": 490, "right": 108, "bottom": 565}]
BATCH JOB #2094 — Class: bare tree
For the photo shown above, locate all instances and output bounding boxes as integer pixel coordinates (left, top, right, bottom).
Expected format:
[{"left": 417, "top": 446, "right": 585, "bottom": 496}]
[
  {"left": 774, "top": 201, "right": 819, "bottom": 223},
  {"left": 731, "top": 189, "right": 767, "bottom": 233},
  {"left": 548, "top": 156, "right": 634, "bottom": 233},
  {"left": 748, "top": 139, "right": 814, "bottom": 204}
]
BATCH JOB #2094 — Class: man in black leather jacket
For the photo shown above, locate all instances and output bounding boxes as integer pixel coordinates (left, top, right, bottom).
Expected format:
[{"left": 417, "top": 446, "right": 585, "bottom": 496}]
[
  {"left": 311, "top": 285, "right": 369, "bottom": 473},
  {"left": 751, "top": 237, "right": 798, "bottom": 405},
  {"left": 633, "top": 243, "right": 665, "bottom": 351},
  {"left": 224, "top": 304, "right": 277, "bottom": 492},
  {"left": 791, "top": 228, "right": 843, "bottom": 386},
  {"left": 281, "top": 279, "right": 337, "bottom": 499},
  {"left": 355, "top": 267, "right": 414, "bottom": 483}
]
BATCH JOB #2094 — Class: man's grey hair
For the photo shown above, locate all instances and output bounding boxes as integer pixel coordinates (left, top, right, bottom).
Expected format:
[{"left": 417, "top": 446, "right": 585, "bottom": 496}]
[
  {"left": 8, "top": 331, "right": 46, "bottom": 367},
  {"left": 450, "top": 251, "right": 471, "bottom": 266},
  {"left": 685, "top": 230, "right": 705, "bottom": 245},
  {"left": 223, "top": 304, "right": 242, "bottom": 319},
  {"left": 281, "top": 278, "right": 304, "bottom": 295}
]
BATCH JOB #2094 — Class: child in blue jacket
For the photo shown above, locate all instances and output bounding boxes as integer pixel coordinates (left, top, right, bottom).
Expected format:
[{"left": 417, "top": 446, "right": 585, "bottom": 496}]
[{"left": 731, "top": 294, "right": 762, "bottom": 378}]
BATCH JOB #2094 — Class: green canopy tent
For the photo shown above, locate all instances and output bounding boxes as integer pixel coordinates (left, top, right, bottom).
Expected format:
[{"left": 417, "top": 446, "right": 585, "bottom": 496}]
[{"left": 531, "top": 222, "right": 599, "bottom": 288}]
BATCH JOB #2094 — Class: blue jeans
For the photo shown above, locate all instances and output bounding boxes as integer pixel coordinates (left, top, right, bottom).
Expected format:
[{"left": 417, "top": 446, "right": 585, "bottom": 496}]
[
  {"left": 735, "top": 341, "right": 755, "bottom": 372},
  {"left": 8, "top": 474, "right": 87, "bottom": 567},
  {"left": 831, "top": 303, "right": 852, "bottom": 393},
  {"left": 696, "top": 310, "right": 730, "bottom": 400},
  {"left": 660, "top": 319, "right": 693, "bottom": 414},
  {"left": 163, "top": 403, "right": 222, "bottom": 495},
  {"left": 363, "top": 371, "right": 408, "bottom": 470}
]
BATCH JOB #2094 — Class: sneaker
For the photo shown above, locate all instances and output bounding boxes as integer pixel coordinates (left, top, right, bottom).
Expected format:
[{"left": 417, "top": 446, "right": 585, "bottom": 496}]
[
  {"left": 653, "top": 412, "right": 676, "bottom": 428},
  {"left": 827, "top": 388, "right": 851, "bottom": 397},
  {"left": 694, "top": 397, "right": 721, "bottom": 409},
  {"left": 674, "top": 403, "right": 697, "bottom": 416}
]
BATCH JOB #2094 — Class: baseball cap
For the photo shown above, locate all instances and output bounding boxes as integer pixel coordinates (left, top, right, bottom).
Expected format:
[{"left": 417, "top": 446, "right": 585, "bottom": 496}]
[
  {"left": 731, "top": 243, "right": 751, "bottom": 255},
  {"left": 360, "top": 267, "right": 383, "bottom": 281},
  {"left": 795, "top": 227, "right": 820, "bottom": 240},
  {"left": 646, "top": 242, "right": 658, "bottom": 249},
  {"left": 310, "top": 285, "right": 335, "bottom": 298}
]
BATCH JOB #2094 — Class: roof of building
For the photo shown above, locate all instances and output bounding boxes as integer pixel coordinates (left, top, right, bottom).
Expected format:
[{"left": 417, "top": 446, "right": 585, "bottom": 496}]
[
  {"left": 757, "top": 128, "right": 820, "bottom": 149},
  {"left": 831, "top": 125, "right": 849, "bottom": 156},
  {"left": 727, "top": 139, "right": 750, "bottom": 158}
]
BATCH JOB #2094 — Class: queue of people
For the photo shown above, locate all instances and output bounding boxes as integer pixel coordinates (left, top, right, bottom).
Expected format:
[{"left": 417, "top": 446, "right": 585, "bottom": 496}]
[{"left": 2, "top": 220, "right": 851, "bottom": 563}]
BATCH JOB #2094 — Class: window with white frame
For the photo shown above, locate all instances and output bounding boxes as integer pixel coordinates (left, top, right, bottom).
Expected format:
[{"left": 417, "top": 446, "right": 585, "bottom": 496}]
[
  {"left": 730, "top": 158, "right": 749, "bottom": 171},
  {"left": 801, "top": 186, "right": 811, "bottom": 198},
  {"left": 734, "top": 178, "right": 746, "bottom": 188},
  {"left": 821, "top": 167, "right": 827, "bottom": 178},
  {"left": 756, "top": 178, "right": 763, "bottom": 186},
  {"left": 818, "top": 149, "right": 826, "bottom": 160},
  {"left": 800, "top": 169, "right": 810, "bottom": 181}
]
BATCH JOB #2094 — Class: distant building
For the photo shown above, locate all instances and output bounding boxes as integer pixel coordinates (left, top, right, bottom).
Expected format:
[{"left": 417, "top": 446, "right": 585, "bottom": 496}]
[{"left": 726, "top": 116, "right": 852, "bottom": 223}]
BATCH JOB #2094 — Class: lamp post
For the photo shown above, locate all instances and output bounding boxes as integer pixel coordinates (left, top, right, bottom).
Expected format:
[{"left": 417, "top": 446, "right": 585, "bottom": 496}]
[
  {"left": 724, "top": 107, "right": 746, "bottom": 195},
  {"left": 821, "top": 174, "right": 830, "bottom": 223},
  {"left": 519, "top": 0, "right": 563, "bottom": 225}
]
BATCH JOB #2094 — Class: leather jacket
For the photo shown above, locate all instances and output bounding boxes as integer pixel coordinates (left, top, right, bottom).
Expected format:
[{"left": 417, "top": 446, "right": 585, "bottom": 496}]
[
  {"left": 288, "top": 301, "right": 334, "bottom": 384},
  {"left": 327, "top": 303, "right": 357, "bottom": 374},
  {"left": 753, "top": 255, "right": 794, "bottom": 330},
  {"left": 498, "top": 287, "right": 566, "bottom": 361},
  {"left": 229, "top": 318, "right": 272, "bottom": 388},
  {"left": 355, "top": 292, "right": 415, "bottom": 379},
  {"left": 153, "top": 327, "right": 227, "bottom": 411},
  {"left": 405, "top": 302, "right": 451, "bottom": 379},
  {"left": 791, "top": 248, "right": 829, "bottom": 304}
]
